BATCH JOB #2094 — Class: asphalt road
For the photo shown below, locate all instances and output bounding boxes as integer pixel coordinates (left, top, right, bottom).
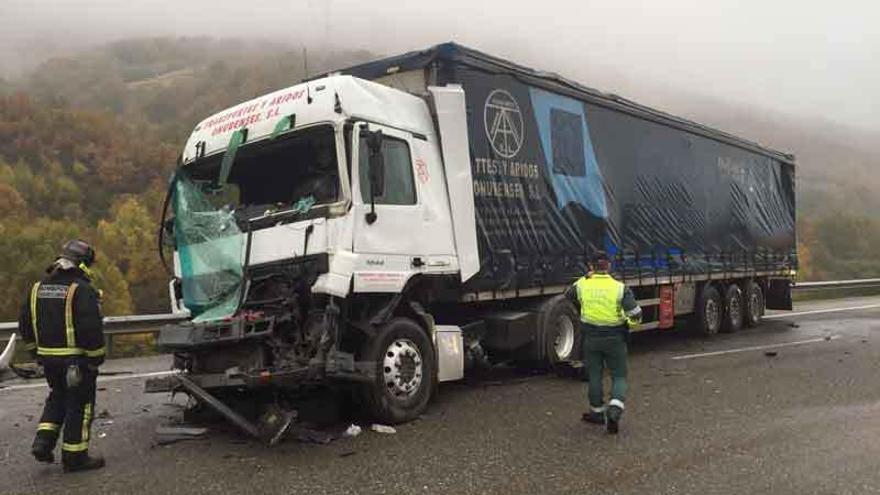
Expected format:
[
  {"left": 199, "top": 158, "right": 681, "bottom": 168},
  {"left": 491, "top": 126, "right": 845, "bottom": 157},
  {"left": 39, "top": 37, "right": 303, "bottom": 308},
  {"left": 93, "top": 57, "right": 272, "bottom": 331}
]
[{"left": 2, "top": 295, "right": 880, "bottom": 495}]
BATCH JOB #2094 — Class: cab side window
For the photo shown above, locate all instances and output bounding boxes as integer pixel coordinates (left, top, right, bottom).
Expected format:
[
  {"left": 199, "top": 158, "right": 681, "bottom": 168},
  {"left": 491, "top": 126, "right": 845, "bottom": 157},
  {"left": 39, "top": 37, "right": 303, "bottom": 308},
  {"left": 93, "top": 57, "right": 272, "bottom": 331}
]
[{"left": 359, "top": 136, "right": 416, "bottom": 205}]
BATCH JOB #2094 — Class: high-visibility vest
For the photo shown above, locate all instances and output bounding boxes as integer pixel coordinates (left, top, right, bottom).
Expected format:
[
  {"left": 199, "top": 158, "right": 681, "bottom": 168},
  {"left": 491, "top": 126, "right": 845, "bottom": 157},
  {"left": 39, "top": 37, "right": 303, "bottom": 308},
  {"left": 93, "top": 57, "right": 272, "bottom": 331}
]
[{"left": 575, "top": 273, "right": 626, "bottom": 327}]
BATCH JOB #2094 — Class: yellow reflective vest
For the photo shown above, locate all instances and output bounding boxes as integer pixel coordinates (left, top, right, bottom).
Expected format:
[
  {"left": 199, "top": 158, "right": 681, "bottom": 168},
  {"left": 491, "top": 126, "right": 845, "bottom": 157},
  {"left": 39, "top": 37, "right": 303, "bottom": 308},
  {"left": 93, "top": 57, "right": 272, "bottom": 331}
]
[{"left": 575, "top": 273, "right": 628, "bottom": 327}]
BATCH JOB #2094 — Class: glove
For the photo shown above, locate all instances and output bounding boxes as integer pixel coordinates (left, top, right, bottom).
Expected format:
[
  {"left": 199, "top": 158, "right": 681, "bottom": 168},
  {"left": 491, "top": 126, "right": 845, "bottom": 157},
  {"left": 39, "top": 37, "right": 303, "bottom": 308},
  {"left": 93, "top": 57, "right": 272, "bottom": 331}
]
[{"left": 65, "top": 363, "right": 83, "bottom": 388}]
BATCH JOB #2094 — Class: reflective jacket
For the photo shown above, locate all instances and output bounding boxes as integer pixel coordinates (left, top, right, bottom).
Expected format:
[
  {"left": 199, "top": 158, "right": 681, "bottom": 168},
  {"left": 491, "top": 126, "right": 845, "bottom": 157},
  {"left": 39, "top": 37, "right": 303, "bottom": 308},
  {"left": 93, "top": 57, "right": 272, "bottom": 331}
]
[
  {"left": 570, "top": 273, "right": 642, "bottom": 328},
  {"left": 18, "top": 268, "right": 105, "bottom": 365}
]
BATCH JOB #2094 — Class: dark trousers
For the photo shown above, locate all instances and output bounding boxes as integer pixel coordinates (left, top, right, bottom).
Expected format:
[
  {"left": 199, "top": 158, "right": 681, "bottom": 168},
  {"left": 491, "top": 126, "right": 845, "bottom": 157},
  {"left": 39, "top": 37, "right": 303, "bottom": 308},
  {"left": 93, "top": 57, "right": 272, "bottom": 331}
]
[
  {"left": 35, "top": 362, "right": 98, "bottom": 455},
  {"left": 582, "top": 324, "right": 629, "bottom": 410}
]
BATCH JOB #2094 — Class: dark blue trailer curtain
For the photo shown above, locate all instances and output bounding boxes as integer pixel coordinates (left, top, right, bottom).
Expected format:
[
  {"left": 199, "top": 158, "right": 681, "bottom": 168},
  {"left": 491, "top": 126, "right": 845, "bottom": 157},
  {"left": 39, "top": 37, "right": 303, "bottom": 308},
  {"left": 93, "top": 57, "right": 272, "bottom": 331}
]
[{"left": 342, "top": 43, "right": 797, "bottom": 291}]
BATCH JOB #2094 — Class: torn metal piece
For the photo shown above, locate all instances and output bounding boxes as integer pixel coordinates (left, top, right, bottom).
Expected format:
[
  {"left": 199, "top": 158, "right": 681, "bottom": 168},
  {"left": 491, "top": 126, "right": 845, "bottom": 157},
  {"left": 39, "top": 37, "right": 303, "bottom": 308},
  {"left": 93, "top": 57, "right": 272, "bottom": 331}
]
[
  {"left": 174, "top": 374, "right": 261, "bottom": 439},
  {"left": 257, "top": 405, "right": 297, "bottom": 446}
]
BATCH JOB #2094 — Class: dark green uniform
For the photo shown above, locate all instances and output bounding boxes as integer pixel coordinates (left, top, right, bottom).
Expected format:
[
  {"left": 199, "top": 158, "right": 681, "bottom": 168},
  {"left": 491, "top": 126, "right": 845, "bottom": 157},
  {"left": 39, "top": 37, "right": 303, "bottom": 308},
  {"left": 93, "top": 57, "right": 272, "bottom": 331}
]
[{"left": 569, "top": 272, "right": 641, "bottom": 429}]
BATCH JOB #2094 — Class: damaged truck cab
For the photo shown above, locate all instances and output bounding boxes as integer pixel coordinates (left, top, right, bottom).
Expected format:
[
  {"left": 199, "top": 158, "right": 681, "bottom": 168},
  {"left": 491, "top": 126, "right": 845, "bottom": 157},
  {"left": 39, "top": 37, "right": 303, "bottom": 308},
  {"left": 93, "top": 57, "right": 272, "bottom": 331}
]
[
  {"left": 155, "top": 43, "right": 797, "bottom": 431},
  {"left": 159, "top": 76, "right": 478, "bottom": 424}
]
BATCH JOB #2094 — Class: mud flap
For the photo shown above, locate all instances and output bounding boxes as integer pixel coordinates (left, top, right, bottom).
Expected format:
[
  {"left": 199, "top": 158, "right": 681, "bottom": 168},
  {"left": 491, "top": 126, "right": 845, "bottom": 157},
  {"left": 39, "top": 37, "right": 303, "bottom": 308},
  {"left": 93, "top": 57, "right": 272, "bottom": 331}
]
[{"left": 766, "top": 279, "right": 793, "bottom": 310}]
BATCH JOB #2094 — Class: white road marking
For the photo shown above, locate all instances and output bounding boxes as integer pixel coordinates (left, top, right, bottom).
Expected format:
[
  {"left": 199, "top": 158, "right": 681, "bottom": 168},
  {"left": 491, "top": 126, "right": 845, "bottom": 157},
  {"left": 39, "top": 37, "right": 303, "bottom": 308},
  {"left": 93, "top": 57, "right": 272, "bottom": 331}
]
[
  {"left": 765, "top": 303, "right": 880, "bottom": 320},
  {"left": 0, "top": 370, "right": 174, "bottom": 392},
  {"left": 672, "top": 335, "right": 840, "bottom": 361}
]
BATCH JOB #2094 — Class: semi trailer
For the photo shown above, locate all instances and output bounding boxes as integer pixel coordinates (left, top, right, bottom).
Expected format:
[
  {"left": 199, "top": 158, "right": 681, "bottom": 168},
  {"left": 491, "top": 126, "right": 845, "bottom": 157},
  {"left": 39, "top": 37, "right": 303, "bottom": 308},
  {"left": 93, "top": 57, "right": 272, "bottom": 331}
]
[{"left": 152, "top": 43, "right": 797, "bottom": 432}]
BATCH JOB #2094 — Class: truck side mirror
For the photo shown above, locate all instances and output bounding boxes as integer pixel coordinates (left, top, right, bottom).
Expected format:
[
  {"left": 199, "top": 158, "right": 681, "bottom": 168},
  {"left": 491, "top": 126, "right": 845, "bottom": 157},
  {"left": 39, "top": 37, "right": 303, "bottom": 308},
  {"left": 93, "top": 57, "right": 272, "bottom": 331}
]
[
  {"left": 367, "top": 130, "right": 385, "bottom": 198},
  {"left": 361, "top": 128, "right": 384, "bottom": 225}
]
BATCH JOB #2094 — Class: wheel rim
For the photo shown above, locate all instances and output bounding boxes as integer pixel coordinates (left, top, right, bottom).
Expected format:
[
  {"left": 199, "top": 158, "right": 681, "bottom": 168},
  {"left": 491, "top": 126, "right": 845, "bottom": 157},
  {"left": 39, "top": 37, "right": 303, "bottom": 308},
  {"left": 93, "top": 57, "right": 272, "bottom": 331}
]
[
  {"left": 382, "top": 339, "right": 423, "bottom": 399},
  {"left": 553, "top": 316, "right": 575, "bottom": 360},
  {"left": 730, "top": 293, "right": 743, "bottom": 326},
  {"left": 750, "top": 289, "right": 762, "bottom": 322},
  {"left": 706, "top": 298, "right": 720, "bottom": 333}
]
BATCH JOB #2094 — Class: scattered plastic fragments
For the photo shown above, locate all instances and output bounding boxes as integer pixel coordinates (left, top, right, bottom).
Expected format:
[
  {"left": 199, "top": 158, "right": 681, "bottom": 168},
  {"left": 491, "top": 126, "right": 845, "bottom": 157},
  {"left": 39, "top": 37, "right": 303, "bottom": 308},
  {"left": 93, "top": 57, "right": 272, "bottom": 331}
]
[
  {"left": 371, "top": 424, "right": 397, "bottom": 434},
  {"left": 343, "top": 424, "right": 362, "bottom": 437},
  {"left": 764, "top": 351, "right": 778, "bottom": 357}
]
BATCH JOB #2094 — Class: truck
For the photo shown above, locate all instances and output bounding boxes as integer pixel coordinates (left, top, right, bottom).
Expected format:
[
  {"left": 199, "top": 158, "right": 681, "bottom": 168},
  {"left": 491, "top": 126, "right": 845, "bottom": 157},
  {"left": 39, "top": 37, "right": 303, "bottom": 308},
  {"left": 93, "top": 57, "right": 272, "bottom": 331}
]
[{"left": 152, "top": 42, "right": 797, "bottom": 436}]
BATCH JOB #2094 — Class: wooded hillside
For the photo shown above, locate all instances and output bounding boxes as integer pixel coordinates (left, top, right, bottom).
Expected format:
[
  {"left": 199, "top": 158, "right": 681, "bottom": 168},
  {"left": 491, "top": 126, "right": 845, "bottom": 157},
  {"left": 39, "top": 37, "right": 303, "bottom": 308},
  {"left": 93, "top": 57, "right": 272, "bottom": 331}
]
[{"left": 1, "top": 37, "right": 877, "bottom": 320}]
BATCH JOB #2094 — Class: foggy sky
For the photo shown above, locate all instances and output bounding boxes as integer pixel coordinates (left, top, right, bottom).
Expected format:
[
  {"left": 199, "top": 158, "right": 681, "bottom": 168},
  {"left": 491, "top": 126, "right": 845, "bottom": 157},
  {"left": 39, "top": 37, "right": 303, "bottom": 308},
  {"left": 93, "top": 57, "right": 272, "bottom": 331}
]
[{"left": 2, "top": 0, "right": 878, "bottom": 134}]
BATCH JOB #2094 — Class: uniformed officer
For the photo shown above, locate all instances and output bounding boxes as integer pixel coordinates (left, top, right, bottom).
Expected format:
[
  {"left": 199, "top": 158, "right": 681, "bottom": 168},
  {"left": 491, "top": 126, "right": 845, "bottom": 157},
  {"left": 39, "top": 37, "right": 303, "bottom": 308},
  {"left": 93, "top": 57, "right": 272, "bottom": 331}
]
[
  {"left": 18, "top": 240, "right": 106, "bottom": 472},
  {"left": 567, "top": 251, "right": 642, "bottom": 434}
]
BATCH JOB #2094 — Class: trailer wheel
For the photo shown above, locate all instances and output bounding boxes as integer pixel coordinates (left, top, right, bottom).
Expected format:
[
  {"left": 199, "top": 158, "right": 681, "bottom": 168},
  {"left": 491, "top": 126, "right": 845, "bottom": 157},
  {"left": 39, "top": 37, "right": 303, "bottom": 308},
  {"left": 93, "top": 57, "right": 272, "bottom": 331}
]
[
  {"left": 694, "top": 284, "right": 723, "bottom": 335},
  {"left": 539, "top": 295, "right": 581, "bottom": 364},
  {"left": 359, "top": 317, "right": 436, "bottom": 425},
  {"left": 744, "top": 281, "right": 764, "bottom": 328},
  {"left": 722, "top": 284, "right": 744, "bottom": 333}
]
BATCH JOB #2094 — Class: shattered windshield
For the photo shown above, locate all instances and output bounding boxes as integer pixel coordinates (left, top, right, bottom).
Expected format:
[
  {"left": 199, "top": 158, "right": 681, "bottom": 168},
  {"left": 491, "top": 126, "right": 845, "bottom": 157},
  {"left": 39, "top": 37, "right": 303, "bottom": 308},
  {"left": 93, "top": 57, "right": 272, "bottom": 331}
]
[
  {"left": 172, "top": 124, "right": 341, "bottom": 322},
  {"left": 187, "top": 124, "right": 341, "bottom": 221},
  {"left": 172, "top": 174, "right": 244, "bottom": 323}
]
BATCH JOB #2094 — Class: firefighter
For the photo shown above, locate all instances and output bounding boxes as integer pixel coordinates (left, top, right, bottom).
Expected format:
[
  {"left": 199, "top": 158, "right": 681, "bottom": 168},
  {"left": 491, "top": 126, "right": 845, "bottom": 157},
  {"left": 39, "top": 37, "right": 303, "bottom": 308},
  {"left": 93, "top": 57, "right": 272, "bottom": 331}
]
[
  {"left": 567, "top": 251, "right": 642, "bottom": 434},
  {"left": 18, "top": 240, "right": 106, "bottom": 472}
]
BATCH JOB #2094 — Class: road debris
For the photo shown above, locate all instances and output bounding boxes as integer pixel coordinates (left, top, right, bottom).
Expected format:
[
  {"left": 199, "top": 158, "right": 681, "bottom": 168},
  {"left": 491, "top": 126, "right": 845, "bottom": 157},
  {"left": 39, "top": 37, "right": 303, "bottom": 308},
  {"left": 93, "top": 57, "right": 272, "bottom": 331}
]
[
  {"left": 764, "top": 351, "right": 779, "bottom": 357},
  {"left": 290, "top": 425, "right": 336, "bottom": 444},
  {"left": 155, "top": 425, "right": 209, "bottom": 445},
  {"left": 343, "top": 424, "right": 362, "bottom": 437},
  {"left": 371, "top": 424, "right": 397, "bottom": 434}
]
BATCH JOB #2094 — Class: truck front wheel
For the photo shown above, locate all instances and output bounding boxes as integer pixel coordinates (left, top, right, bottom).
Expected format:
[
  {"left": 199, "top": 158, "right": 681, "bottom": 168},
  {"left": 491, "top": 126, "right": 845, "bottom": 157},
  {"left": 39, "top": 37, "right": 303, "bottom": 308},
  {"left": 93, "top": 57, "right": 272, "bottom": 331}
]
[{"left": 359, "top": 318, "right": 437, "bottom": 424}]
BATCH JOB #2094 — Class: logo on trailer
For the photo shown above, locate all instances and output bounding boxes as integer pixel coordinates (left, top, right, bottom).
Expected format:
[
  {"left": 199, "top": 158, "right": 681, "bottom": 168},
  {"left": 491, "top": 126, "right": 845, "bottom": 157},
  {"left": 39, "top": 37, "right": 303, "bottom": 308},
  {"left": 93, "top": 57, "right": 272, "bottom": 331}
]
[{"left": 484, "top": 89, "right": 524, "bottom": 158}]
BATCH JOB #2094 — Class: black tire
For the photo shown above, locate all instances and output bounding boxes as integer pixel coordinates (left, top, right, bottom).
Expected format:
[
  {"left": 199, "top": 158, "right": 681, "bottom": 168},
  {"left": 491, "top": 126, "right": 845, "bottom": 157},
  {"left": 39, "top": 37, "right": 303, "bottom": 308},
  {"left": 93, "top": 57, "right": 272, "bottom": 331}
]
[
  {"left": 693, "top": 284, "right": 723, "bottom": 336},
  {"left": 744, "top": 281, "right": 764, "bottom": 328},
  {"left": 722, "top": 284, "right": 745, "bottom": 333},
  {"left": 539, "top": 295, "right": 582, "bottom": 365},
  {"left": 359, "top": 317, "right": 436, "bottom": 425}
]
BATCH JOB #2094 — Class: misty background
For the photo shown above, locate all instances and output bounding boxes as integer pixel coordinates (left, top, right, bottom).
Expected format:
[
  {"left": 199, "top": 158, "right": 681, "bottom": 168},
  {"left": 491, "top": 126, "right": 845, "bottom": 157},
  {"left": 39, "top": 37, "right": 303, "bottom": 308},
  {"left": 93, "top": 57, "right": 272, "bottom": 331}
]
[{"left": 0, "top": 0, "right": 877, "bottom": 318}]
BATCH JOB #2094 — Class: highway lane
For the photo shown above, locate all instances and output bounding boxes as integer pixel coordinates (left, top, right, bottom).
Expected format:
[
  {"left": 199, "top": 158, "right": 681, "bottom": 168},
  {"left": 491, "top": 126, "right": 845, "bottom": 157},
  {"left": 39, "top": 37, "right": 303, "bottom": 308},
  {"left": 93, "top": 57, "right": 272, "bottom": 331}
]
[{"left": 1, "top": 295, "right": 879, "bottom": 495}]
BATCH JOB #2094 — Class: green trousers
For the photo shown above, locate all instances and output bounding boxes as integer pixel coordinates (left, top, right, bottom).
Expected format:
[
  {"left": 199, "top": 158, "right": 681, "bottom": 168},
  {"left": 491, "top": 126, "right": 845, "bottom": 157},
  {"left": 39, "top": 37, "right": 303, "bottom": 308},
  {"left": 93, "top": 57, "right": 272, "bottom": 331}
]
[{"left": 582, "top": 325, "right": 628, "bottom": 410}]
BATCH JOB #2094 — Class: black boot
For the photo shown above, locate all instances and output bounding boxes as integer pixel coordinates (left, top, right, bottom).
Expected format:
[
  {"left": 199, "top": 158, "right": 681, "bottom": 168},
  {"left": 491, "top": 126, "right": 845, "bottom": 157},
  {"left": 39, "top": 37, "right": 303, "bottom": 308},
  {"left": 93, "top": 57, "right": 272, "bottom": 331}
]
[
  {"left": 606, "top": 404, "right": 623, "bottom": 435},
  {"left": 31, "top": 432, "right": 56, "bottom": 463},
  {"left": 581, "top": 411, "right": 605, "bottom": 425},
  {"left": 62, "top": 451, "right": 105, "bottom": 473}
]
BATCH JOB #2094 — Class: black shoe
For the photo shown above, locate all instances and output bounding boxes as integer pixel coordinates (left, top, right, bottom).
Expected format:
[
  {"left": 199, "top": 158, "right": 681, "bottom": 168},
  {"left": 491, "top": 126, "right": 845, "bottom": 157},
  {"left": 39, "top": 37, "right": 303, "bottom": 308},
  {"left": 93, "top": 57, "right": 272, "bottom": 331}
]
[
  {"left": 31, "top": 436, "right": 55, "bottom": 463},
  {"left": 605, "top": 404, "right": 623, "bottom": 435},
  {"left": 62, "top": 452, "right": 105, "bottom": 473},
  {"left": 581, "top": 411, "right": 605, "bottom": 425},
  {"left": 606, "top": 415, "right": 619, "bottom": 434}
]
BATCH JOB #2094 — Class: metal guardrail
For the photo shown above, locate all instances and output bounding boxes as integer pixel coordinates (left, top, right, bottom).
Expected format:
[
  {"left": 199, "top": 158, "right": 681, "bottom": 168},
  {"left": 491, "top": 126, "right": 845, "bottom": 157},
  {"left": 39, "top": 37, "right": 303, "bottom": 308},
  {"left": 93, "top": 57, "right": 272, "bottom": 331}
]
[
  {"left": 1, "top": 278, "right": 879, "bottom": 343},
  {"left": 0, "top": 313, "right": 188, "bottom": 346}
]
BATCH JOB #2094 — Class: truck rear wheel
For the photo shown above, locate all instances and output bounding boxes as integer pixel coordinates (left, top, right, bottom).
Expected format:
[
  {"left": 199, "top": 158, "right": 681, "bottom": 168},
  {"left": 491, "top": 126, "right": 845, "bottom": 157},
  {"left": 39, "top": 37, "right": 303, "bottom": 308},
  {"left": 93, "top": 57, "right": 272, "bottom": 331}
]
[
  {"left": 359, "top": 318, "right": 436, "bottom": 425},
  {"left": 744, "top": 281, "right": 764, "bottom": 327},
  {"left": 539, "top": 295, "right": 581, "bottom": 365},
  {"left": 694, "top": 284, "right": 723, "bottom": 335},
  {"left": 722, "top": 284, "right": 744, "bottom": 333}
]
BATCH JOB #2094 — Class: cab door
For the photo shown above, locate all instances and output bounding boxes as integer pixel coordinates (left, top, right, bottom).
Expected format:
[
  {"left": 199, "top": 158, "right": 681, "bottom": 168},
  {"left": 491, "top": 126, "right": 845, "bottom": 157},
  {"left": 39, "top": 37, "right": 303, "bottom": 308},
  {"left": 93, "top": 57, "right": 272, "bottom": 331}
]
[{"left": 351, "top": 122, "right": 428, "bottom": 290}]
